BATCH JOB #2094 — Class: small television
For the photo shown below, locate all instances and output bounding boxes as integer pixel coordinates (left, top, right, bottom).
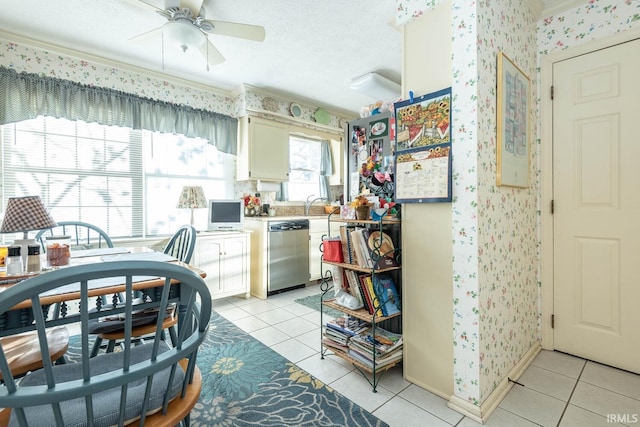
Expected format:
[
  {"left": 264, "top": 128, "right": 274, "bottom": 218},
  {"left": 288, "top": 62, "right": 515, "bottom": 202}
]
[{"left": 207, "top": 199, "right": 244, "bottom": 231}]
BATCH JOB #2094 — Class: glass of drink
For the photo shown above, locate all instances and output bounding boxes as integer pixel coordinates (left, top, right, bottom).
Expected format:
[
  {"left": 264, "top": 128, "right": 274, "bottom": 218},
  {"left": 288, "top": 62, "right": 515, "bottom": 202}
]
[{"left": 45, "top": 236, "right": 71, "bottom": 267}]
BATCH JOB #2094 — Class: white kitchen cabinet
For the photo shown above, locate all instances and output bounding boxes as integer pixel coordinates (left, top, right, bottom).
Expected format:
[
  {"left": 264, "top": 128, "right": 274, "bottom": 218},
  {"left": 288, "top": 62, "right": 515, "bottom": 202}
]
[
  {"left": 237, "top": 115, "right": 289, "bottom": 181},
  {"left": 193, "top": 231, "right": 250, "bottom": 300},
  {"left": 309, "top": 217, "right": 341, "bottom": 281}
]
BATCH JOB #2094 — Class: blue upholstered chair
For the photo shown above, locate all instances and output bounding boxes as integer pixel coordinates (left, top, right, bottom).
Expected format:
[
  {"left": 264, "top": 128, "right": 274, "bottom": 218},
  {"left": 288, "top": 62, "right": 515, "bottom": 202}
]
[{"left": 0, "top": 260, "right": 211, "bottom": 427}]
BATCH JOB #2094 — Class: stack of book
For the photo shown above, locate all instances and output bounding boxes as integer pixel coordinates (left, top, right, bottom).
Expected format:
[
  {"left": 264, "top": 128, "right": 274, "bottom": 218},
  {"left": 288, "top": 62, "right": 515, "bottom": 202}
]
[
  {"left": 347, "top": 326, "right": 403, "bottom": 370},
  {"left": 323, "top": 315, "right": 369, "bottom": 352}
]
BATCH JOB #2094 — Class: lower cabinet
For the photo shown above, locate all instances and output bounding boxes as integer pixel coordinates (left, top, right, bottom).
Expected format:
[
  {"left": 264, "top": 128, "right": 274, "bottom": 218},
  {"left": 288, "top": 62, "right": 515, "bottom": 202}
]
[
  {"left": 193, "top": 231, "right": 250, "bottom": 300},
  {"left": 309, "top": 218, "right": 341, "bottom": 281}
]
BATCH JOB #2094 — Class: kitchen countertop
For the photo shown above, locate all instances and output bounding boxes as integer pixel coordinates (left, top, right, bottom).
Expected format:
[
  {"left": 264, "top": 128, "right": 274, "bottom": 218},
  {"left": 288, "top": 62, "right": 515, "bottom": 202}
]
[{"left": 244, "top": 215, "right": 331, "bottom": 222}]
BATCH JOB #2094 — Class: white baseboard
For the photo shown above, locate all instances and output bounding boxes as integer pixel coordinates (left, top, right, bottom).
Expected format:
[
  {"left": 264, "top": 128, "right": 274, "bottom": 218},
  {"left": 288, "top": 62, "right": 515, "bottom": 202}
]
[{"left": 447, "top": 342, "right": 541, "bottom": 424}]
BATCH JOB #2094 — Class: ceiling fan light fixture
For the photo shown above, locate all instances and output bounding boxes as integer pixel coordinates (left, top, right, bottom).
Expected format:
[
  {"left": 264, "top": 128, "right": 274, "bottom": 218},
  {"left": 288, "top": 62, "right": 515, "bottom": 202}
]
[
  {"left": 162, "top": 21, "right": 205, "bottom": 52},
  {"left": 350, "top": 72, "right": 401, "bottom": 101}
]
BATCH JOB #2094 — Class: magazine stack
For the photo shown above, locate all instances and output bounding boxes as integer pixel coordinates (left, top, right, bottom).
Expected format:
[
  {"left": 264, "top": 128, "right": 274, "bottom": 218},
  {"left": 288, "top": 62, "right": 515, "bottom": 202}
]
[
  {"left": 346, "top": 325, "right": 403, "bottom": 370},
  {"left": 322, "top": 315, "right": 369, "bottom": 353}
]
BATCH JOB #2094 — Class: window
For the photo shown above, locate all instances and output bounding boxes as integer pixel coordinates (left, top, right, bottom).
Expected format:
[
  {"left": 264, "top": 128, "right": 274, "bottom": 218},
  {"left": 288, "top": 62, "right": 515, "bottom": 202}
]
[
  {"left": 1, "top": 116, "right": 235, "bottom": 238},
  {"left": 285, "top": 136, "right": 322, "bottom": 201}
]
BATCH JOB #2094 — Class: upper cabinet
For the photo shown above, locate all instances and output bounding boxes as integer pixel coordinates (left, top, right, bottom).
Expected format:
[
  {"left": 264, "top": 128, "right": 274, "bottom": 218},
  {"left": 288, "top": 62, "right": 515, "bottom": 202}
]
[{"left": 237, "top": 116, "right": 290, "bottom": 181}]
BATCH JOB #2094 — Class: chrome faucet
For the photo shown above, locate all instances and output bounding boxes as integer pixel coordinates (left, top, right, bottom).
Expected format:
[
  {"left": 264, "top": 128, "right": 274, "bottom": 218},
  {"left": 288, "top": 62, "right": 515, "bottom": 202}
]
[{"left": 304, "top": 195, "right": 328, "bottom": 215}]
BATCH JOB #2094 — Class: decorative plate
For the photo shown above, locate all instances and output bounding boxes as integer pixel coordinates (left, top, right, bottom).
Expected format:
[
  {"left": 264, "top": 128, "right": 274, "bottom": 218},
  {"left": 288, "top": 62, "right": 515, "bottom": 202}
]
[
  {"left": 371, "top": 121, "right": 387, "bottom": 136},
  {"left": 289, "top": 102, "right": 303, "bottom": 118},
  {"left": 313, "top": 107, "right": 331, "bottom": 125},
  {"left": 261, "top": 97, "right": 278, "bottom": 112}
]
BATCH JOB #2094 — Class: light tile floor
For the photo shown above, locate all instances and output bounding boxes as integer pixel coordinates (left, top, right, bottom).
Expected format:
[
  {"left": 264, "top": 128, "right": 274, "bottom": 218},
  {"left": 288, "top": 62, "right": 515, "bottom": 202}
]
[{"left": 213, "top": 284, "right": 640, "bottom": 427}]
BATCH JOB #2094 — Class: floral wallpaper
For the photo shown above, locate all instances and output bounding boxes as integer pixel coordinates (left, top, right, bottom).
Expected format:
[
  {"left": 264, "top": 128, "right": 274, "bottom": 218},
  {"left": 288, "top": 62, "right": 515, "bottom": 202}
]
[
  {"left": 450, "top": 0, "right": 539, "bottom": 406},
  {"left": 473, "top": 0, "right": 539, "bottom": 404},
  {"left": 449, "top": 0, "right": 640, "bottom": 408},
  {"left": 450, "top": 0, "right": 482, "bottom": 405},
  {"left": 538, "top": 0, "right": 640, "bottom": 54},
  {"left": 395, "top": 0, "right": 441, "bottom": 25}
]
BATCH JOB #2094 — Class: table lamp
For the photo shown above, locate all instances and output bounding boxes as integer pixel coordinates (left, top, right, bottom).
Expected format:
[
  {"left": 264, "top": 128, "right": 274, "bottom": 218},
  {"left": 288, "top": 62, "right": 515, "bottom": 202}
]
[
  {"left": 0, "top": 196, "right": 57, "bottom": 265},
  {"left": 176, "top": 186, "right": 207, "bottom": 227}
]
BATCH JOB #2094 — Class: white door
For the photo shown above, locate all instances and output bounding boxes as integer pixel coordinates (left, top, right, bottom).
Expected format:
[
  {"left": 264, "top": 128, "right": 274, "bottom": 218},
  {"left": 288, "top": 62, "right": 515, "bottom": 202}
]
[{"left": 553, "top": 38, "right": 640, "bottom": 373}]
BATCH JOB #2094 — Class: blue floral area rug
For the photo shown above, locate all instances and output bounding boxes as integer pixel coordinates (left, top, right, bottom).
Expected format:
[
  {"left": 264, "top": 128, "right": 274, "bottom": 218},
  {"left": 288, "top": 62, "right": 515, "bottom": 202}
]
[{"left": 68, "top": 311, "right": 387, "bottom": 427}]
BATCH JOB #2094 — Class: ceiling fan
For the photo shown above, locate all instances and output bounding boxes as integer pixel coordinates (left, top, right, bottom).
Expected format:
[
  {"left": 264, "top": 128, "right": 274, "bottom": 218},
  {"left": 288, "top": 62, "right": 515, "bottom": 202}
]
[{"left": 131, "top": 0, "right": 265, "bottom": 68}]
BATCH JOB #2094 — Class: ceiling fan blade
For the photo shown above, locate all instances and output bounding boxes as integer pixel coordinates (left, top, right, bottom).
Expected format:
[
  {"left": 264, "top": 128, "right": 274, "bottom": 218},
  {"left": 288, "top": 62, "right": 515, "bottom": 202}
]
[
  {"left": 203, "top": 20, "right": 265, "bottom": 42},
  {"left": 199, "top": 39, "right": 225, "bottom": 67},
  {"left": 137, "top": 0, "right": 164, "bottom": 12},
  {"left": 179, "top": 0, "right": 204, "bottom": 15},
  {"left": 129, "top": 26, "right": 163, "bottom": 43}
]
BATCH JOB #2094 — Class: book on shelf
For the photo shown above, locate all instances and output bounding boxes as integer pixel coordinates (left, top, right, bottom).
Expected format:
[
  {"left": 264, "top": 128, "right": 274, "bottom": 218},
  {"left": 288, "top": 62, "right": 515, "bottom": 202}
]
[
  {"left": 325, "top": 315, "right": 369, "bottom": 337},
  {"left": 339, "top": 225, "right": 358, "bottom": 265},
  {"left": 323, "top": 337, "right": 349, "bottom": 352},
  {"left": 324, "top": 328, "right": 350, "bottom": 345},
  {"left": 360, "top": 274, "right": 383, "bottom": 317},
  {"left": 361, "top": 229, "right": 400, "bottom": 269},
  {"left": 372, "top": 274, "right": 401, "bottom": 317},
  {"left": 343, "top": 269, "right": 365, "bottom": 307},
  {"left": 349, "top": 227, "right": 371, "bottom": 269},
  {"left": 356, "top": 273, "right": 375, "bottom": 315}
]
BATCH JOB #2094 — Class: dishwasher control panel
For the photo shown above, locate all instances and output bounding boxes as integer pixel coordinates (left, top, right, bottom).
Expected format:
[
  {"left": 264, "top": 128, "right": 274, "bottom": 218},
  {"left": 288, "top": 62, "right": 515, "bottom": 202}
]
[{"left": 268, "top": 220, "right": 310, "bottom": 232}]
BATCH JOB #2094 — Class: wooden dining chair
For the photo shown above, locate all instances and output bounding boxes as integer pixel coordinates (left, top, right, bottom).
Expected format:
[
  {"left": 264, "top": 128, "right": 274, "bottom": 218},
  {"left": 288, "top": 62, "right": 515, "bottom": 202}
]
[
  {"left": 89, "top": 225, "right": 197, "bottom": 356},
  {"left": 35, "top": 221, "right": 117, "bottom": 324},
  {"left": 163, "top": 224, "right": 197, "bottom": 265},
  {"left": 0, "top": 260, "right": 211, "bottom": 427},
  {"left": 0, "top": 327, "right": 69, "bottom": 381},
  {"left": 34, "top": 221, "right": 114, "bottom": 252}
]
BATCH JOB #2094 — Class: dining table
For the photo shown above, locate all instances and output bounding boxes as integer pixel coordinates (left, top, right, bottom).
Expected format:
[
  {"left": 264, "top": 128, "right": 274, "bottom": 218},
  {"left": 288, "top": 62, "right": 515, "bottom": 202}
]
[{"left": 0, "top": 247, "right": 206, "bottom": 338}]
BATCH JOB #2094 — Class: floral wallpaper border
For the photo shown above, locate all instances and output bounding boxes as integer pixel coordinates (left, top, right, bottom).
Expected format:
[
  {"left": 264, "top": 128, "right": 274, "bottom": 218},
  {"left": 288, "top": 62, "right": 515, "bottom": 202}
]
[
  {"left": 396, "top": 0, "right": 441, "bottom": 25},
  {"left": 0, "top": 36, "right": 346, "bottom": 131}
]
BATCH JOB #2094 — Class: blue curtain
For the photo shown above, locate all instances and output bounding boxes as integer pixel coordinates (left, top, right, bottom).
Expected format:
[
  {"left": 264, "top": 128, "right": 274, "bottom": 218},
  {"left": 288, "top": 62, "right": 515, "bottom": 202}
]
[
  {"left": 0, "top": 67, "right": 237, "bottom": 154},
  {"left": 319, "top": 140, "right": 333, "bottom": 199}
]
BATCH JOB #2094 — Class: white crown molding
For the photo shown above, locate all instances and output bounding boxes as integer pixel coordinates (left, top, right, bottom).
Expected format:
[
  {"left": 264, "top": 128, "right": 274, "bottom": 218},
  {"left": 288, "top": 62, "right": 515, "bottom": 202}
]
[
  {"left": 245, "top": 107, "right": 343, "bottom": 136},
  {"left": 0, "top": 29, "right": 233, "bottom": 99},
  {"left": 540, "top": 0, "right": 587, "bottom": 17},
  {"left": 242, "top": 84, "right": 356, "bottom": 119}
]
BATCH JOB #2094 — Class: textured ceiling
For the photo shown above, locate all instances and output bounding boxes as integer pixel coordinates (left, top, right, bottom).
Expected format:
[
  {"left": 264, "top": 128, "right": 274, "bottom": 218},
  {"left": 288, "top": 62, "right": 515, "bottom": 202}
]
[
  {"left": 0, "top": 0, "right": 401, "bottom": 115},
  {"left": 0, "top": 0, "right": 577, "bottom": 116}
]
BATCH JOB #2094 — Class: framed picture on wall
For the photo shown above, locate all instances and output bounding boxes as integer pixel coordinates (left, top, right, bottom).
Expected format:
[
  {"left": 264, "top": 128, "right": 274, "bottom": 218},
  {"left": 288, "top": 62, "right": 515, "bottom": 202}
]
[{"left": 496, "top": 52, "right": 531, "bottom": 188}]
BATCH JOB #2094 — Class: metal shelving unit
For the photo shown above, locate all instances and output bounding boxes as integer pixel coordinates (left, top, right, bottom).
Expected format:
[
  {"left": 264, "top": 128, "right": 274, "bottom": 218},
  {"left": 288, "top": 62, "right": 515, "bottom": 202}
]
[{"left": 319, "top": 211, "right": 401, "bottom": 392}]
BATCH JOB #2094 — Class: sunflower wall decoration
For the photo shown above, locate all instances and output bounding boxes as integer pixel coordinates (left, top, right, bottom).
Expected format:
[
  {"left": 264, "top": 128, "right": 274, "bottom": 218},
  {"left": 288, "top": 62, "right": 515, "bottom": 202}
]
[{"left": 393, "top": 87, "right": 453, "bottom": 203}]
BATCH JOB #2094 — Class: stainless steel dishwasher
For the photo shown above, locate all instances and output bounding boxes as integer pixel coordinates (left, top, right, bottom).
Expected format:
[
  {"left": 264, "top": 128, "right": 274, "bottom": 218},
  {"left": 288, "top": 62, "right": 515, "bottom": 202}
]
[{"left": 267, "top": 219, "right": 310, "bottom": 295}]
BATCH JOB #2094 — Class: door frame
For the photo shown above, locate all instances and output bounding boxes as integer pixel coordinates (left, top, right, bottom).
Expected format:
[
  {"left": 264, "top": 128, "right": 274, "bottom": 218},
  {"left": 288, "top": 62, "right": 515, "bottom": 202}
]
[{"left": 540, "top": 26, "right": 640, "bottom": 350}]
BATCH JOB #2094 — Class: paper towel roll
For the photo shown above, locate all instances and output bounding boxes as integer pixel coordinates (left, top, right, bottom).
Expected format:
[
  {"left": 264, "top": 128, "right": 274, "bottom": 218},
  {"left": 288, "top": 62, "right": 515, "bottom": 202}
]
[{"left": 257, "top": 180, "right": 281, "bottom": 192}]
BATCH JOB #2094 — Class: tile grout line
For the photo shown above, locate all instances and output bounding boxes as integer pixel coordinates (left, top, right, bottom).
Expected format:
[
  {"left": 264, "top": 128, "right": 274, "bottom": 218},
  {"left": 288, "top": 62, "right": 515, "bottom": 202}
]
[{"left": 554, "top": 360, "right": 588, "bottom": 427}]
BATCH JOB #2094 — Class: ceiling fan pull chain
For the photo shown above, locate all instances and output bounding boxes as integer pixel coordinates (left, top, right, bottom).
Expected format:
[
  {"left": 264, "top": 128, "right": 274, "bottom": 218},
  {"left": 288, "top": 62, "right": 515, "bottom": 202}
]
[
  {"left": 206, "top": 41, "right": 209, "bottom": 72},
  {"left": 161, "top": 31, "right": 165, "bottom": 71}
]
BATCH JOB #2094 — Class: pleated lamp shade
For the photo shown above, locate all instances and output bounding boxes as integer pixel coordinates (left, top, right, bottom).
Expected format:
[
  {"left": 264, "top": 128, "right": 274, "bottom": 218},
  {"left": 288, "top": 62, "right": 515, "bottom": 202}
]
[
  {"left": 1, "top": 196, "right": 57, "bottom": 238},
  {"left": 176, "top": 186, "right": 207, "bottom": 226}
]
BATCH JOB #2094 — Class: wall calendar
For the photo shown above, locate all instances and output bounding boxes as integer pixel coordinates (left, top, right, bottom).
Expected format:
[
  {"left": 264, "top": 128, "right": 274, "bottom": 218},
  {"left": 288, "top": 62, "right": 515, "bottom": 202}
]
[{"left": 394, "top": 87, "right": 452, "bottom": 203}]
